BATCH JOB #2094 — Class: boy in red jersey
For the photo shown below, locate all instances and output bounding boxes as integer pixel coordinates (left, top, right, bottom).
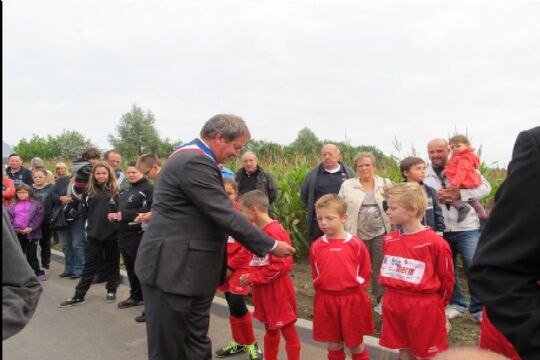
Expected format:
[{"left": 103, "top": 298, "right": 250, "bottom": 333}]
[
  {"left": 216, "top": 179, "right": 262, "bottom": 360},
  {"left": 379, "top": 182, "right": 454, "bottom": 360},
  {"left": 310, "top": 194, "right": 374, "bottom": 360},
  {"left": 239, "top": 190, "right": 301, "bottom": 360}
]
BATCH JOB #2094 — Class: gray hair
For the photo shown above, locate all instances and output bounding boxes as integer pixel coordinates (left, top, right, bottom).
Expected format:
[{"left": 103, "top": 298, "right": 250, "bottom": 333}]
[
  {"left": 241, "top": 151, "right": 258, "bottom": 161},
  {"left": 354, "top": 152, "right": 377, "bottom": 167},
  {"left": 200, "top": 114, "right": 251, "bottom": 142},
  {"left": 30, "top": 157, "right": 44, "bottom": 168}
]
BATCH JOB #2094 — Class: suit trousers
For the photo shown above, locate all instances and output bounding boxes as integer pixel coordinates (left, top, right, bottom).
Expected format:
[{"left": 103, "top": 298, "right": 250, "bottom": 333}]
[{"left": 141, "top": 284, "right": 213, "bottom": 360}]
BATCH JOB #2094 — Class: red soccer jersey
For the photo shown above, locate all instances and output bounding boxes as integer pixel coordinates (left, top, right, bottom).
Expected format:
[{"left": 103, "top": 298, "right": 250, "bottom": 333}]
[
  {"left": 379, "top": 228, "right": 454, "bottom": 305},
  {"left": 310, "top": 234, "right": 371, "bottom": 293},
  {"left": 247, "top": 220, "right": 297, "bottom": 329}
]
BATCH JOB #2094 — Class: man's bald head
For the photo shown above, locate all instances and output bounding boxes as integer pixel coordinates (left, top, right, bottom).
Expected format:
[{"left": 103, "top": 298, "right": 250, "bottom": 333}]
[
  {"left": 321, "top": 144, "right": 340, "bottom": 170},
  {"left": 427, "top": 138, "right": 450, "bottom": 168}
]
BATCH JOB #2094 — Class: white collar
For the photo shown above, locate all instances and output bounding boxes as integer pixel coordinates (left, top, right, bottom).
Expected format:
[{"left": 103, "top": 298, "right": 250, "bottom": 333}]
[{"left": 322, "top": 233, "right": 353, "bottom": 243}]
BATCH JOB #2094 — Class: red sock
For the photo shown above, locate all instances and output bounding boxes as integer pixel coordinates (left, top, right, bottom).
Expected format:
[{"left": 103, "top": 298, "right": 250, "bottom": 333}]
[
  {"left": 328, "top": 349, "right": 346, "bottom": 360},
  {"left": 236, "top": 312, "right": 256, "bottom": 345},
  {"left": 264, "top": 327, "right": 281, "bottom": 360},
  {"left": 281, "top": 323, "right": 301, "bottom": 360},
  {"left": 352, "top": 348, "right": 370, "bottom": 360},
  {"left": 229, "top": 316, "right": 242, "bottom": 344}
]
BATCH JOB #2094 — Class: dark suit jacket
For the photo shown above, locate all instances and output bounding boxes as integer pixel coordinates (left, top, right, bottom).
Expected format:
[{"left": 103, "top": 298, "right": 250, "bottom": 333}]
[
  {"left": 469, "top": 126, "right": 540, "bottom": 360},
  {"left": 135, "top": 145, "right": 276, "bottom": 297}
]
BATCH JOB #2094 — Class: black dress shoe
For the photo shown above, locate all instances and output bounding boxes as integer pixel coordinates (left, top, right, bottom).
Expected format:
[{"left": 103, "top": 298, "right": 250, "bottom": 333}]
[
  {"left": 70, "top": 274, "right": 82, "bottom": 280},
  {"left": 59, "top": 272, "right": 73, "bottom": 278},
  {"left": 117, "top": 298, "right": 144, "bottom": 309},
  {"left": 134, "top": 312, "right": 146, "bottom": 323}
]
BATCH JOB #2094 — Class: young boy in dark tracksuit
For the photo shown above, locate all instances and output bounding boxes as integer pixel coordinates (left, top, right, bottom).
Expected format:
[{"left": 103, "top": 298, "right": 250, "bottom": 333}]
[
  {"left": 399, "top": 157, "right": 446, "bottom": 233},
  {"left": 113, "top": 161, "right": 153, "bottom": 309}
]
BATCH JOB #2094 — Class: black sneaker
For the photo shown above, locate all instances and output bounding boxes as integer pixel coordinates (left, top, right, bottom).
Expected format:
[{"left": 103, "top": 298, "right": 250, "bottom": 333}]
[
  {"left": 59, "top": 272, "right": 73, "bottom": 278},
  {"left": 117, "top": 298, "right": 144, "bottom": 309},
  {"left": 59, "top": 297, "right": 85, "bottom": 308},
  {"left": 134, "top": 312, "right": 146, "bottom": 323},
  {"left": 70, "top": 274, "right": 82, "bottom": 280},
  {"left": 215, "top": 341, "right": 247, "bottom": 358},
  {"left": 457, "top": 206, "right": 471, "bottom": 223},
  {"left": 106, "top": 292, "right": 117, "bottom": 303}
]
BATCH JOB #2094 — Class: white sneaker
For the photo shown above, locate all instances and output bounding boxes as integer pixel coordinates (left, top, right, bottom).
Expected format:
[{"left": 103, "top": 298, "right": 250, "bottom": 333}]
[
  {"left": 445, "top": 305, "right": 466, "bottom": 319},
  {"left": 472, "top": 311, "right": 483, "bottom": 323},
  {"left": 374, "top": 296, "right": 384, "bottom": 315}
]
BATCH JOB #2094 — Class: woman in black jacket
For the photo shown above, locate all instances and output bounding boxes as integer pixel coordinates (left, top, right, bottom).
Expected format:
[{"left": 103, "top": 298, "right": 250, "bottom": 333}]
[
  {"left": 112, "top": 161, "right": 153, "bottom": 309},
  {"left": 59, "top": 161, "right": 120, "bottom": 307}
]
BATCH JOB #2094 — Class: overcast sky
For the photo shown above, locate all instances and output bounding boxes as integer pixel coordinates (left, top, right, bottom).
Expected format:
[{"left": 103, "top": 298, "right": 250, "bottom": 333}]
[{"left": 3, "top": 0, "right": 539, "bottom": 167}]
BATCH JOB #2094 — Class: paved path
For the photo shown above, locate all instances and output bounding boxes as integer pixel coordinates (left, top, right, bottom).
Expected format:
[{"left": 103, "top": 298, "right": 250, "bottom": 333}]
[{"left": 3, "top": 260, "right": 397, "bottom": 360}]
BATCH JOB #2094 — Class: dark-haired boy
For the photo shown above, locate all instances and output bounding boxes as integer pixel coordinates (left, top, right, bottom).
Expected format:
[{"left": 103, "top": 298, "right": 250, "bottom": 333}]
[{"left": 399, "top": 157, "right": 445, "bottom": 234}]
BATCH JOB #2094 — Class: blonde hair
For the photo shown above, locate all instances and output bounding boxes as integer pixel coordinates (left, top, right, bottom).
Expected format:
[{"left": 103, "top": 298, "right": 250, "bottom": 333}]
[
  {"left": 87, "top": 161, "right": 120, "bottom": 198},
  {"left": 355, "top": 152, "right": 377, "bottom": 168},
  {"left": 315, "top": 193, "right": 347, "bottom": 217},
  {"left": 383, "top": 182, "right": 427, "bottom": 219},
  {"left": 238, "top": 190, "right": 269, "bottom": 213}
]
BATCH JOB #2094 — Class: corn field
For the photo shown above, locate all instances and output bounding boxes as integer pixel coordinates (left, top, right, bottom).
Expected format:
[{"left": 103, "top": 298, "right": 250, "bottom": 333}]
[{"left": 41, "top": 147, "right": 505, "bottom": 258}]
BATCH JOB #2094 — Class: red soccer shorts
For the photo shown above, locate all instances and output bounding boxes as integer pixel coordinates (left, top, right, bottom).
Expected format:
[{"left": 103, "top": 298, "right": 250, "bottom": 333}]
[
  {"left": 379, "top": 290, "right": 448, "bottom": 358},
  {"left": 217, "top": 270, "right": 250, "bottom": 296},
  {"left": 480, "top": 308, "right": 521, "bottom": 360},
  {"left": 313, "top": 288, "right": 374, "bottom": 348}
]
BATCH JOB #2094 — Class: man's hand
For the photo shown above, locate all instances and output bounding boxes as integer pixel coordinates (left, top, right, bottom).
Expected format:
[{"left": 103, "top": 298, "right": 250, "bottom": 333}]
[
  {"left": 270, "top": 241, "right": 296, "bottom": 257},
  {"left": 438, "top": 187, "right": 461, "bottom": 203},
  {"left": 134, "top": 212, "right": 152, "bottom": 224}
]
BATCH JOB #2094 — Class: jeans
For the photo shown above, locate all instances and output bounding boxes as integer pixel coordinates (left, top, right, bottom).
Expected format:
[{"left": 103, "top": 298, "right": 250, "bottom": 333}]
[
  {"left": 443, "top": 230, "right": 483, "bottom": 314},
  {"left": 57, "top": 217, "right": 86, "bottom": 276}
]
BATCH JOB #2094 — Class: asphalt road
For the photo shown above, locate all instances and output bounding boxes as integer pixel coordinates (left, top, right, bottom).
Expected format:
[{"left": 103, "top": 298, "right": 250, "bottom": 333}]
[{"left": 3, "top": 260, "right": 396, "bottom": 360}]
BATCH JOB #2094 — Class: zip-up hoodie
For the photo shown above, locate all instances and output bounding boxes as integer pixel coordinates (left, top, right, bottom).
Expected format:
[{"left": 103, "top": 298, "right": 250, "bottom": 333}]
[{"left": 82, "top": 186, "right": 118, "bottom": 241}]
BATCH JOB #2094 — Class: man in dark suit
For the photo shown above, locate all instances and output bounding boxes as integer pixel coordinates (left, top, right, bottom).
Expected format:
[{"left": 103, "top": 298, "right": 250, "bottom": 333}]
[
  {"left": 469, "top": 126, "right": 540, "bottom": 360},
  {"left": 135, "top": 114, "right": 295, "bottom": 360}
]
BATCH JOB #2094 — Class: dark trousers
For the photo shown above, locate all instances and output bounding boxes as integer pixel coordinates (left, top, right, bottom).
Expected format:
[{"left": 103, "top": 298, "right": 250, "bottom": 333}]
[
  {"left": 141, "top": 284, "right": 213, "bottom": 360},
  {"left": 17, "top": 234, "right": 41, "bottom": 276},
  {"left": 119, "top": 246, "right": 143, "bottom": 301},
  {"left": 39, "top": 225, "right": 52, "bottom": 268},
  {"left": 75, "top": 237, "right": 120, "bottom": 298}
]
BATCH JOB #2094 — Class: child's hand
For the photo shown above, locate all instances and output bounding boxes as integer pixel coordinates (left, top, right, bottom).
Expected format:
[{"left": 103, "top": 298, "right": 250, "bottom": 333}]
[
  {"left": 20, "top": 227, "right": 32, "bottom": 235},
  {"left": 240, "top": 274, "right": 249, "bottom": 286},
  {"left": 225, "top": 269, "right": 232, "bottom": 279}
]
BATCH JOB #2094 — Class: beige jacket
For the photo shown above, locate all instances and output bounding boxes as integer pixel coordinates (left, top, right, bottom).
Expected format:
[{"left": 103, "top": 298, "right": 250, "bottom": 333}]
[{"left": 338, "top": 175, "right": 393, "bottom": 239}]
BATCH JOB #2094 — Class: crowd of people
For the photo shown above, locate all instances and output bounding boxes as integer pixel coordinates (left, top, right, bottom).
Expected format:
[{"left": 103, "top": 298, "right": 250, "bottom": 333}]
[{"left": 2, "top": 116, "right": 537, "bottom": 360}]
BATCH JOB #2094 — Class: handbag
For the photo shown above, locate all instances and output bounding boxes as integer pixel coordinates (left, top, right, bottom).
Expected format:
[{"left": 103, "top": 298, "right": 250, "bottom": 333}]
[{"left": 49, "top": 204, "right": 69, "bottom": 230}]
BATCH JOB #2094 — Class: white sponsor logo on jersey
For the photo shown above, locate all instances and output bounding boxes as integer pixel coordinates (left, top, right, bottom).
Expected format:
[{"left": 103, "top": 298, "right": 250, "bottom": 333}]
[
  {"left": 250, "top": 254, "right": 270, "bottom": 266},
  {"left": 380, "top": 255, "right": 426, "bottom": 284}
]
